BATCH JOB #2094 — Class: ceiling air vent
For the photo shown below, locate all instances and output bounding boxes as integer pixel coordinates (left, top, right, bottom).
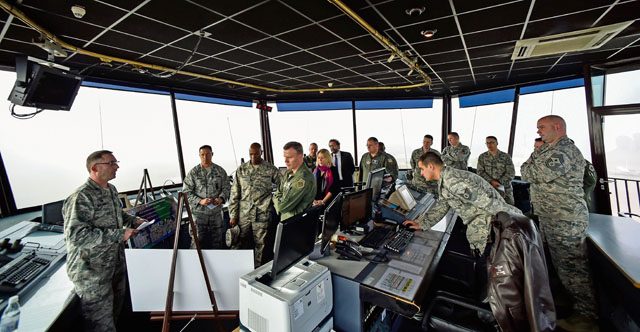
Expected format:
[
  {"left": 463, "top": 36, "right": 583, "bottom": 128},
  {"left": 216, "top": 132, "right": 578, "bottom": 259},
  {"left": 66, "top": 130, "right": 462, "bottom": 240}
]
[{"left": 511, "top": 21, "right": 633, "bottom": 60}]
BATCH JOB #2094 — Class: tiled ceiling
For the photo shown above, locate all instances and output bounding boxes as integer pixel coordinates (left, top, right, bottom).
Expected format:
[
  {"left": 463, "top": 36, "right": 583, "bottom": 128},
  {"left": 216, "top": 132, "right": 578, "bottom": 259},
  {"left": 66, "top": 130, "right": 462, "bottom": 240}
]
[{"left": 0, "top": 0, "right": 639, "bottom": 101}]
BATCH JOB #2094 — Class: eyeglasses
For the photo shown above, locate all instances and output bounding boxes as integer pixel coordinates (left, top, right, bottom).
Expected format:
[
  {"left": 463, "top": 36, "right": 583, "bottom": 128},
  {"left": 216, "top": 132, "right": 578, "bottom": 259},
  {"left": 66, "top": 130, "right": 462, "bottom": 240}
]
[{"left": 95, "top": 161, "right": 120, "bottom": 166}]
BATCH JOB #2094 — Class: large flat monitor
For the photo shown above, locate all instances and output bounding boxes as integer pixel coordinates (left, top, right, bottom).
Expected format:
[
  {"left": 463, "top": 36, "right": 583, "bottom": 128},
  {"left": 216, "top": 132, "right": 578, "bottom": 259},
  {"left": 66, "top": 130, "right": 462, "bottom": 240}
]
[
  {"left": 320, "top": 193, "right": 342, "bottom": 255},
  {"left": 270, "top": 208, "right": 322, "bottom": 281},
  {"left": 42, "top": 200, "right": 65, "bottom": 226},
  {"left": 341, "top": 188, "right": 372, "bottom": 230},
  {"left": 366, "top": 167, "right": 385, "bottom": 203},
  {"left": 8, "top": 57, "right": 82, "bottom": 111}
]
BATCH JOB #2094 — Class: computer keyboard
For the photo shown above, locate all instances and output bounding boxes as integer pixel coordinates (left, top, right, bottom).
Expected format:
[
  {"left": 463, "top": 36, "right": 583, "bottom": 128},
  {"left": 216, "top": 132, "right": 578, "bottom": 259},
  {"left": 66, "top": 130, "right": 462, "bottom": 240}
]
[
  {"left": 0, "top": 252, "right": 52, "bottom": 294},
  {"left": 39, "top": 224, "right": 64, "bottom": 233},
  {"left": 359, "top": 227, "right": 393, "bottom": 249},
  {"left": 384, "top": 229, "right": 414, "bottom": 253}
]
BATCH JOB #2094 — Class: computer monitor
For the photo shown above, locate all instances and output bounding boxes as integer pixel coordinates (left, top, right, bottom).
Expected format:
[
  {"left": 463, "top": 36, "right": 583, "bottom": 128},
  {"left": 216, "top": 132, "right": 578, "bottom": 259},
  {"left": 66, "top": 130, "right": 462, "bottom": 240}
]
[
  {"left": 42, "top": 200, "right": 65, "bottom": 226},
  {"left": 341, "top": 188, "right": 372, "bottom": 230},
  {"left": 396, "top": 184, "right": 417, "bottom": 210},
  {"left": 270, "top": 208, "right": 322, "bottom": 281},
  {"left": 366, "top": 167, "right": 385, "bottom": 203},
  {"left": 320, "top": 193, "right": 343, "bottom": 255}
]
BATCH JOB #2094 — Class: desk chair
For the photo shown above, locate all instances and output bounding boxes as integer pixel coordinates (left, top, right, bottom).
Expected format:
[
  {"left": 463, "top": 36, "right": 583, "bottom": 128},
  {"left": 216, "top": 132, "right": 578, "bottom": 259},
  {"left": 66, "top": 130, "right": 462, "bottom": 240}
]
[
  {"left": 422, "top": 253, "right": 498, "bottom": 332},
  {"left": 421, "top": 218, "right": 498, "bottom": 331}
]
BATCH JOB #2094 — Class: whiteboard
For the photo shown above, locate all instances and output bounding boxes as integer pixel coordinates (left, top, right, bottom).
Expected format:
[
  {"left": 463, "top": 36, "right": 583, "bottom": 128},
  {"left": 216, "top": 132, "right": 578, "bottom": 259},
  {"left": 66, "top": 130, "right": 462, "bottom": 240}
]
[{"left": 125, "top": 249, "right": 254, "bottom": 311}]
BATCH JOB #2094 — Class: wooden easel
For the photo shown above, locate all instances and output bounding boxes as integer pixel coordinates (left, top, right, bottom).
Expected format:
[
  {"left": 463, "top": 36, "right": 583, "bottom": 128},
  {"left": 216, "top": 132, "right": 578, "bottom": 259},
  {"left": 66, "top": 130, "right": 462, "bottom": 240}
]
[
  {"left": 149, "top": 192, "right": 238, "bottom": 332},
  {"left": 133, "top": 168, "right": 157, "bottom": 207}
]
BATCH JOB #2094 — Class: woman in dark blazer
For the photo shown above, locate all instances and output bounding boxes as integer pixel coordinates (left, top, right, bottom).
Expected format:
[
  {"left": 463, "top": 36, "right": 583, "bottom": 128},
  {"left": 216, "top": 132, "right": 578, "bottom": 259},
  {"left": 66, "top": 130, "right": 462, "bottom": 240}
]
[{"left": 312, "top": 149, "right": 340, "bottom": 207}]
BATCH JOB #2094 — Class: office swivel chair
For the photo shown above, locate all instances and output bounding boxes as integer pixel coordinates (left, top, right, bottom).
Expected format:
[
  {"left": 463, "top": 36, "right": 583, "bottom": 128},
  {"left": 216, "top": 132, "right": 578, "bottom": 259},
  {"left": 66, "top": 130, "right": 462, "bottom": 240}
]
[
  {"left": 424, "top": 213, "right": 555, "bottom": 332},
  {"left": 421, "top": 218, "right": 499, "bottom": 332}
]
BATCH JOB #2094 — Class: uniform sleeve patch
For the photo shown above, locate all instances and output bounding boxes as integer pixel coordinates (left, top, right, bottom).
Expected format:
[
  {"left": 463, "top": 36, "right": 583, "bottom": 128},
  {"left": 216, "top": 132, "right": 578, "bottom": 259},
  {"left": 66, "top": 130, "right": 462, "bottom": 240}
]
[
  {"left": 294, "top": 179, "right": 305, "bottom": 189},
  {"left": 461, "top": 188, "right": 477, "bottom": 202},
  {"left": 545, "top": 153, "right": 565, "bottom": 170}
]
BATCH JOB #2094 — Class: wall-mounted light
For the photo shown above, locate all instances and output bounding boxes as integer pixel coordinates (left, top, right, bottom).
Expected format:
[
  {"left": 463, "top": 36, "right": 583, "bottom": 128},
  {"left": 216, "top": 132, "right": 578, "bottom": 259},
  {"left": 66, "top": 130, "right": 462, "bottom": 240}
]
[{"left": 327, "top": 82, "right": 334, "bottom": 87}]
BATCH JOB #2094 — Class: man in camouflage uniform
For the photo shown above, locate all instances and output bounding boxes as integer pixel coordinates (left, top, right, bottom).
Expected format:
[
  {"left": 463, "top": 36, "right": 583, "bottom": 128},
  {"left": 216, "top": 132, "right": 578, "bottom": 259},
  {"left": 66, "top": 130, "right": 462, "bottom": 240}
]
[
  {"left": 521, "top": 115, "right": 597, "bottom": 329},
  {"left": 303, "top": 142, "right": 318, "bottom": 171},
  {"left": 359, "top": 137, "right": 399, "bottom": 183},
  {"left": 441, "top": 132, "right": 470, "bottom": 170},
  {"left": 273, "top": 141, "right": 315, "bottom": 221},
  {"left": 63, "top": 150, "right": 145, "bottom": 332},
  {"left": 477, "top": 136, "right": 516, "bottom": 205},
  {"left": 229, "top": 143, "right": 281, "bottom": 267},
  {"left": 404, "top": 152, "right": 522, "bottom": 252},
  {"left": 182, "top": 145, "right": 231, "bottom": 249},
  {"left": 410, "top": 134, "right": 440, "bottom": 194}
]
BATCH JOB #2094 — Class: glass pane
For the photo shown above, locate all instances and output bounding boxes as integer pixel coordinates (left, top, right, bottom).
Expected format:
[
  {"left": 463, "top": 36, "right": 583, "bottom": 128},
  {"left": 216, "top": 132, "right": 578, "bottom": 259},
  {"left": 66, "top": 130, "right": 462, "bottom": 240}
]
[
  {"left": 603, "top": 114, "right": 640, "bottom": 217},
  {"left": 0, "top": 72, "right": 181, "bottom": 208},
  {"left": 355, "top": 101, "right": 442, "bottom": 169},
  {"left": 512, "top": 87, "right": 591, "bottom": 175},
  {"left": 176, "top": 100, "right": 261, "bottom": 175},
  {"left": 0, "top": 71, "right": 100, "bottom": 208},
  {"left": 604, "top": 69, "right": 640, "bottom": 106},
  {"left": 451, "top": 100, "right": 513, "bottom": 169},
  {"left": 269, "top": 107, "right": 354, "bottom": 167},
  {"left": 87, "top": 88, "right": 181, "bottom": 191}
]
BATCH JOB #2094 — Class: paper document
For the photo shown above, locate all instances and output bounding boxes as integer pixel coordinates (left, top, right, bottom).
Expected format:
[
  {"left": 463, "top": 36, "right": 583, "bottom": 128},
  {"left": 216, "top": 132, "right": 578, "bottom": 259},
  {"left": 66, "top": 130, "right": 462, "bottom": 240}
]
[
  {"left": 136, "top": 219, "right": 156, "bottom": 231},
  {"left": 374, "top": 267, "right": 422, "bottom": 299}
]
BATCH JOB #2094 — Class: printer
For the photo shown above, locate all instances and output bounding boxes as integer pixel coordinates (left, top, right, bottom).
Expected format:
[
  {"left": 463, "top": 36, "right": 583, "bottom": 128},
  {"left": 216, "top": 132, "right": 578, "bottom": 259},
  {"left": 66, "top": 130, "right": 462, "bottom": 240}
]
[{"left": 239, "top": 259, "right": 333, "bottom": 332}]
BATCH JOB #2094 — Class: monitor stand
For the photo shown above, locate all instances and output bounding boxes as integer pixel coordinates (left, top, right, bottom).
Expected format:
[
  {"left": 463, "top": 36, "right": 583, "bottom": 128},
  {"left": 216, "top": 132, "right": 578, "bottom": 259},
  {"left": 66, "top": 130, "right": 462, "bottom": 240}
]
[{"left": 309, "top": 241, "right": 331, "bottom": 260}]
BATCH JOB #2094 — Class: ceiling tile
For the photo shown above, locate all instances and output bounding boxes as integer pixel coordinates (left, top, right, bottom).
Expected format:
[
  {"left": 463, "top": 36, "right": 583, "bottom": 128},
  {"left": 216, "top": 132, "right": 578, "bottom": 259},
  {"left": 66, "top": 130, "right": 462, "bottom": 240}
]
[
  {"left": 242, "top": 38, "right": 299, "bottom": 58},
  {"left": 204, "top": 20, "right": 267, "bottom": 47}
]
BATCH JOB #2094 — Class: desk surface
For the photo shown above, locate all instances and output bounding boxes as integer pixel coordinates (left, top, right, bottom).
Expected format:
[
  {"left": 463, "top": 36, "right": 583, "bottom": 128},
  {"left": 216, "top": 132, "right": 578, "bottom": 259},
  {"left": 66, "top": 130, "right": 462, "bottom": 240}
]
[
  {"left": 588, "top": 213, "right": 640, "bottom": 288},
  {"left": 313, "top": 212, "right": 455, "bottom": 316},
  {"left": 0, "top": 220, "right": 73, "bottom": 332}
]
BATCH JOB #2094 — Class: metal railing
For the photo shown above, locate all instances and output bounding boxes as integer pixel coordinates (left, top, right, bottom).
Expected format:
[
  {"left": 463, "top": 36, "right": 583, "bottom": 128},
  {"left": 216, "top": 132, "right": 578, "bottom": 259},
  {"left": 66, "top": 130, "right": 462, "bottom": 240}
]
[{"left": 608, "top": 177, "right": 640, "bottom": 219}]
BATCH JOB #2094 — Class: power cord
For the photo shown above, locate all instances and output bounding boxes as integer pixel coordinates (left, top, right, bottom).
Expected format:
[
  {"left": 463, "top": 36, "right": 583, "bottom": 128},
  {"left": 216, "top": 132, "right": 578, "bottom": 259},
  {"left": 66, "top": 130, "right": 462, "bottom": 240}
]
[
  {"left": 149, "top": 32, "right": 204, "bottom": 79},
  {"left": 10, "top": 103, "right": 45, "bottom": 119}
]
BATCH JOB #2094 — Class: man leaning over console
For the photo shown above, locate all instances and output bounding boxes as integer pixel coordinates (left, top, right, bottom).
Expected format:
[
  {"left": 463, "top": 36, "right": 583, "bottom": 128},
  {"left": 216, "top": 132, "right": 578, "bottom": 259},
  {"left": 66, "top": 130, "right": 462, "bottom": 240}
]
[{"left": 404, "top": 152, "right": 555, "bottom": 331}]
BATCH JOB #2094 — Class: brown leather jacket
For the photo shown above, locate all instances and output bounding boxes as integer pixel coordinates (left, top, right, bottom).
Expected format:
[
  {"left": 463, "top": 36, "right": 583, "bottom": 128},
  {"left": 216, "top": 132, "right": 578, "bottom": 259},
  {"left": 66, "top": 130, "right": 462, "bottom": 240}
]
[{"left": 487, "top": 211, "right": 556, "bottom": 332}]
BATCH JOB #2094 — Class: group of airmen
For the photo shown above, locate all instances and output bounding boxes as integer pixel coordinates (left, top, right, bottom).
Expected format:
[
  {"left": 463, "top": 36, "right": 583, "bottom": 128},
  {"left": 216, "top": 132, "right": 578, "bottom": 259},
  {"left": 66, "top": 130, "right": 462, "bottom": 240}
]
[{"left": 61, "top": 114, "right": 596, "bottom": 331}]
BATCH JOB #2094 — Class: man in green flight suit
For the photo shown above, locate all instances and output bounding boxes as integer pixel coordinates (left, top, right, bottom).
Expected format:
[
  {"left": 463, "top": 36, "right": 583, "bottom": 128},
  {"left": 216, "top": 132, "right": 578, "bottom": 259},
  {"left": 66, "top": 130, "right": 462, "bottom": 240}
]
[
  {"left": 273, "top": 141, "right": 316, "bottom": 221},
  {"left": 358, "top": 137, "right": 399, "bottom": 183}
]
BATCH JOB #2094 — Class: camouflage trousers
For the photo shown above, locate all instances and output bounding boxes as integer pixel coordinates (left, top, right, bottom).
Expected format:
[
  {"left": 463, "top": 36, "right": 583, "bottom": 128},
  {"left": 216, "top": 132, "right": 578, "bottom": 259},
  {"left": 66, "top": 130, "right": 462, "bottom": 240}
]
[
  {"left": 232, "top": 218, "right": 270, "bottom": 267},
  {"left": 503, "top": 187, "right": 514, "bottom": 206},
  {"left": 75, "top": 261, "right": 126, "bottom": 332},
  {"left": 192, "top": 212, "right": 226, "bottom": 249},
  {"left": 465, "top": 216, "right": 492, "bottom": 253},
  {"left": 539, "top": 216, "right": 597, "bottom": 319}
]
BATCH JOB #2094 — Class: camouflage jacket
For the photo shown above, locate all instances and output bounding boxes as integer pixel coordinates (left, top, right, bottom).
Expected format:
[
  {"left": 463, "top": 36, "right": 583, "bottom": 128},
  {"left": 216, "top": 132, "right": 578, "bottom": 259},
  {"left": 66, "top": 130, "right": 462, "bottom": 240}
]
[
  {"left": 421, "top": 167, "right": 522, "bottom": 249},
  {"left": 229, "top": 161, "right": 281, "bottom": 223},
  {"left": 303, "top": 155, "right": 317, "bottom": 171},
  {"left": 410, "top": 147, "right": 440, "bottom": 188},
  {"left": 476, "top": 150, "right": 515, "bottom": 190},
  {"left": 273, "top": 165, "right": 315, "bottom": 221},
  {"left": 63, "top": 178, "right": 137, "bottom": 290},
  {"left": 521, "top": 136, "right": 588, "bottom": 220},
  {"left": 442, "top": 144, "right": 470, "bottom": 170},
  {"left": 182, "top": 163, "right": 230, "bottom": 216},
  {"left": 359, "top": 152, "right": 399, "bottom": 182}
]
